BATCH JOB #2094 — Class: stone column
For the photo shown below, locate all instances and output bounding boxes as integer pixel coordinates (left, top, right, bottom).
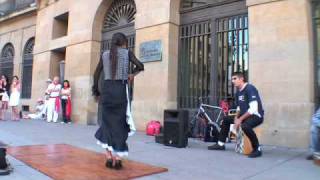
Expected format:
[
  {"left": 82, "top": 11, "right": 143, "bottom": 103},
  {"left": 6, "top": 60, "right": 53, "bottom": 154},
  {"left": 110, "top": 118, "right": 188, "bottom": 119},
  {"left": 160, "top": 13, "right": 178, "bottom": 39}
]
[
  {"left": 133, "top": 0, "right": 179, "bottom": 130},
  {"left": 32, "top": 0, "right": 105, "bottom": 124},
  {"left": 247, "top": 0, "right": 314, "bottom": 147}
]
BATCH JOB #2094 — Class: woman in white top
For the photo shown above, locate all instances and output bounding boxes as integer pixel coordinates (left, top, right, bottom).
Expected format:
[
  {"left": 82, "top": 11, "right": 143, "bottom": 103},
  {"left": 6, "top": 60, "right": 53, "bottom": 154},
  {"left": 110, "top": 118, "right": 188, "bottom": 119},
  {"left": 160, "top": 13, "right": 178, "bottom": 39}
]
[
  {"left": 9, "top": 76, "right": 21, "bottom": 121},
  {"left": 60, "top": 80, "right": 72, "bottom": 124},
  {"left": 0, "top": 75, "right": 10, "bottom": 120}
]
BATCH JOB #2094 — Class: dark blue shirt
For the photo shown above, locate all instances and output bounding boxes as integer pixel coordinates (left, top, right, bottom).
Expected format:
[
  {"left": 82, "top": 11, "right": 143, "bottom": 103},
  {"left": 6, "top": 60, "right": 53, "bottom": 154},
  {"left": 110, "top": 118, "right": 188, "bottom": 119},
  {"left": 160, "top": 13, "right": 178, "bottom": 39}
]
[{"left": 235, "top": 83, "right": 264, "bottom": 118}]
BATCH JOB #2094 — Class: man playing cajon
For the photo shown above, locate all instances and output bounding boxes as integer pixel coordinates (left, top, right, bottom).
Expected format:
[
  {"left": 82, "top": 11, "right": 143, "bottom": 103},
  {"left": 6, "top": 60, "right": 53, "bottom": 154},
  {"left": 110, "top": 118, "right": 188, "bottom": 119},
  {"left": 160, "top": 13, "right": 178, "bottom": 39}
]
[{"left": 208, "top": 72, "right": 264, "bottom": 158}]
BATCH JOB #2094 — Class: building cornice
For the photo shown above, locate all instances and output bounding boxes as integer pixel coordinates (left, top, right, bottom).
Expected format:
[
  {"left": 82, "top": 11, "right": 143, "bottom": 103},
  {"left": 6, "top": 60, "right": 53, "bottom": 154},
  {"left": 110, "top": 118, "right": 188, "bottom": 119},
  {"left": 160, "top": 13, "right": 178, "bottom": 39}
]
[
  {"left": 246, "top": 0, "right": 286, "bottom": 7},
  {"left": 0, "top": 6, "right": 37, "bottom": 23}
]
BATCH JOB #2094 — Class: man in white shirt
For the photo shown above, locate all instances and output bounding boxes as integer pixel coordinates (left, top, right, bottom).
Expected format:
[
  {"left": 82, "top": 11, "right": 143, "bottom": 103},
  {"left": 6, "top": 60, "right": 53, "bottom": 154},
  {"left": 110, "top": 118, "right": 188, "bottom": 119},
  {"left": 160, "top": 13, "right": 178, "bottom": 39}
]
[{"left": 45, "top": 76, "right": 61, "bottom": 123}]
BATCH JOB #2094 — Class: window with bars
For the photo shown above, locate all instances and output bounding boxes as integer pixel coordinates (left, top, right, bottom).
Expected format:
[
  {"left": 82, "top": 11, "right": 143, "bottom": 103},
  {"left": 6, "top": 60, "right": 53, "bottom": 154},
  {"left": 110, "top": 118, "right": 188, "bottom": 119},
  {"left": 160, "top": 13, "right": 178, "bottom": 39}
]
[
  {"left": 216, "top": 15, "right": 248, "bottom": 101},
  {"left": 0, "top": 43, "right": 14, "bottom": 79},
  {"left": 102, "top": 0, "right": 136, "bottom": 32},
  {"left": 21, "top": 38, "right": 34, "bottom": 99},
  {"left": 178, "top": 21, "right": 212, "bottom": 108}
]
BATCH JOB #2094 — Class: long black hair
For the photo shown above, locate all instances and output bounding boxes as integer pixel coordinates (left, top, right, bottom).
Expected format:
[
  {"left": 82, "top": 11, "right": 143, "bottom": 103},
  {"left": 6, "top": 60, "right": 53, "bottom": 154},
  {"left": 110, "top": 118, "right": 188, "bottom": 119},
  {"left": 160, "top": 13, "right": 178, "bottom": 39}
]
[
  {"left": 1, "top": 74, "right": 9, "bottom": 84},
  {"left": 110, "top": 32, "right": 128, "bottom": 79},
  {"left": 63, "top": 80, "right": 70, "bottom": 88}
]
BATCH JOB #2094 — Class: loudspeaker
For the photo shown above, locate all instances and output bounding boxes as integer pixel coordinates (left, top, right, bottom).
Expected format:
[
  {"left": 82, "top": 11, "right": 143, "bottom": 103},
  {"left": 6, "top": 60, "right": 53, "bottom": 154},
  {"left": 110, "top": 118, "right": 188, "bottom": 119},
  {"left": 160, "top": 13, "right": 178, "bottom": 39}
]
[
  {"left": 155, "top": 133, "right": 164, "bottom": 144},
  {"left": 163, "top": 109, "right": 188, "bottom": 148}
]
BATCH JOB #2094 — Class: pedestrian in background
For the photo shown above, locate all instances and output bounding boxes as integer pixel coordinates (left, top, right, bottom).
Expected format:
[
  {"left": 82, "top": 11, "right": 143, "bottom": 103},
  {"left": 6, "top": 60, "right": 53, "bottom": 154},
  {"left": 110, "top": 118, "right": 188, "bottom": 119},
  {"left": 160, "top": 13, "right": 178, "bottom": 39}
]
[
  {"left": 306, "top": 107, "right": 320, "bottom": 160},
  {"left": 45, "top": 76, "right": 61, "bottom": 123},
  {"left": 0, "top": 75, "right": 10, "bottom": 120},
  {"left": 9, "top": 76, "right": 20, "bottom": 121},
  {"left": 60, "top": 80, "right": 72, "bottom": 124}
]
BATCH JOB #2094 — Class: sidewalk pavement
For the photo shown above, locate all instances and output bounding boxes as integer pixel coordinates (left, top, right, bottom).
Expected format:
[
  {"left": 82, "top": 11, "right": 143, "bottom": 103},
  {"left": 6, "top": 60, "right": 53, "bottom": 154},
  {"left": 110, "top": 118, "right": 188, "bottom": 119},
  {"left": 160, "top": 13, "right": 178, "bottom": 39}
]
[{"left": 0, "top": 119, "right": 319, "bottom": 180}]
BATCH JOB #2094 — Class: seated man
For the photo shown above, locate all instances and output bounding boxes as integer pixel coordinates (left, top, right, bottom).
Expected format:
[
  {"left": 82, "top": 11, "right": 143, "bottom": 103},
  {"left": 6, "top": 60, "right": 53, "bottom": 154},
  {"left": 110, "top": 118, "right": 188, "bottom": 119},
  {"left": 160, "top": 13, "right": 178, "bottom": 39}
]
[
  {"left": 0, "top": 141, "right": 12, "bottom": 176},
  {"left": 23, "top": 98, "right": 45, "bottom": 120},
  {"left": 306, "top": 107, "right": 320, "bottom": 160},
  {"left": 208, "top": 72, "right": 264, "bottom": 158}
]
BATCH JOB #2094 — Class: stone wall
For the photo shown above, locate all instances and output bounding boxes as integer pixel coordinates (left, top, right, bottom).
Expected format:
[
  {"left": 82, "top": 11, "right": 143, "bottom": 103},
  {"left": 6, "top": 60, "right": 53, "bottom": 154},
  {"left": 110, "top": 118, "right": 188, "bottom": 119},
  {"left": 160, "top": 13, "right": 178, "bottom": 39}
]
[{"left": 247, "top": 0, "right": 314, "bottom": 147}]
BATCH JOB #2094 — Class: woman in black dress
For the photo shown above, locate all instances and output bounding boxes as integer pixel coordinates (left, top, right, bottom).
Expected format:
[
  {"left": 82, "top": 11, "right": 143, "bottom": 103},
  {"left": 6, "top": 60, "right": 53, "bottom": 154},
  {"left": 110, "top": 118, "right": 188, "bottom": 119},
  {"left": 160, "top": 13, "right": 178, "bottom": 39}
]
[{"left": 92, "top": 32, "right": 144, "bottom": 169}]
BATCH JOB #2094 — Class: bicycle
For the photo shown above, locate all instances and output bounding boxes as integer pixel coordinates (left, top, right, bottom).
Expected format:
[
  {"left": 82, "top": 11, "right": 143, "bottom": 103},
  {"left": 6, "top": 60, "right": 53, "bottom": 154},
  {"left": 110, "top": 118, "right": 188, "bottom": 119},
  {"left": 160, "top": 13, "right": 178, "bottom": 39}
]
[
  {"left": 189, "top": 97, "right": 224, "bottom": 140},
  {"left": 190, "top": 96, "right": 236, "bottom": 142}
]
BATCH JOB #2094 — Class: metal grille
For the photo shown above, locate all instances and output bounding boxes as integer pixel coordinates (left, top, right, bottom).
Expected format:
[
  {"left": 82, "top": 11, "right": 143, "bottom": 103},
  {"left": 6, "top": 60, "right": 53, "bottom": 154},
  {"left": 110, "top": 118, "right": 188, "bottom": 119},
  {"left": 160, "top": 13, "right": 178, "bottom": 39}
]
[
  {"left": 21, "top": 38, "right": 34, "bottom": 99},
  {"left": 102, "top": 0, "right": 136, "bottom": 32},
  {"left": 178, "top": 21, "right": 212, "bottom": 108},
  {"left": 216, "top": 15, "right": 248, "bottom": 101},
  {"left": 0, "top": 43, "right": 14, "bottom": 79}
]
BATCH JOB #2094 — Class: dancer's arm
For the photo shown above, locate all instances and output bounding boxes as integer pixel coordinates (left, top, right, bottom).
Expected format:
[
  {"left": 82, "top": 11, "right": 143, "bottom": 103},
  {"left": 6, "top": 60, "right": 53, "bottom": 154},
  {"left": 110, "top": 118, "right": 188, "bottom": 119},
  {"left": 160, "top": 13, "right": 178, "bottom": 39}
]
[{"left": 128, "top": 51, "right": 144, "bottom": 76}]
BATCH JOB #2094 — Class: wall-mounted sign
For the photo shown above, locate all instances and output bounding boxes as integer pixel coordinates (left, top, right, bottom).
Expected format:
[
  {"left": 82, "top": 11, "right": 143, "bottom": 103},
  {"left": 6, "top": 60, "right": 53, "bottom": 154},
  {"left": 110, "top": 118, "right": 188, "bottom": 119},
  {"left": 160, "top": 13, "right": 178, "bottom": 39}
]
[{"left": 139, "top": 40, "right": 162, "bottom": 63}]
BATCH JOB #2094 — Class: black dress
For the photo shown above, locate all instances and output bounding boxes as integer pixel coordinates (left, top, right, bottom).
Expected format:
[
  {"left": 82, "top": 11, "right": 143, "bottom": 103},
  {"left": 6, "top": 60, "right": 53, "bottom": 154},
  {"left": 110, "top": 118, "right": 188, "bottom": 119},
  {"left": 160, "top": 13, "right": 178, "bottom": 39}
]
[{"left": 92, "top": 49, "right": 144, "bottom": 156}]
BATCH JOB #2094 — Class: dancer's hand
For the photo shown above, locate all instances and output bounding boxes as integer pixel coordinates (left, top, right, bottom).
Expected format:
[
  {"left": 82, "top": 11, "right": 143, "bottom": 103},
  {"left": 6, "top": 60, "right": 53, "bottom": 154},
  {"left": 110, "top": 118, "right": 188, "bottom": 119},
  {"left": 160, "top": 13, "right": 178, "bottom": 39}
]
[{"left": 128, "top": 74, "right": 134, "bottom": 83}]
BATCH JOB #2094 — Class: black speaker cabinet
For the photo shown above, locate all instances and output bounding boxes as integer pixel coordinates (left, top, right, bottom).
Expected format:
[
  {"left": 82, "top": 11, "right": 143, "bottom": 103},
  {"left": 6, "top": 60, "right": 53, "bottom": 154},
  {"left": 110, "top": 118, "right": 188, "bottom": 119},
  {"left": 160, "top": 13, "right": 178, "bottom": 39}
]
[
  {"left": 155, "top": 133, "right": 164, "bottom": 144},
  {"left": 163, "top": 109, "right": 188, "bottom": 148}
]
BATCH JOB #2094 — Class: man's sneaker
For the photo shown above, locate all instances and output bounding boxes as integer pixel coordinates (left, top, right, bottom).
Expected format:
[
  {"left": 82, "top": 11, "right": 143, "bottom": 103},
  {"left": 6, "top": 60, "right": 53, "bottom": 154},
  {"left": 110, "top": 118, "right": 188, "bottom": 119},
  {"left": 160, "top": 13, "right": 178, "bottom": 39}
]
[
  {"left": 248, "top": 149, "right": 262, "bottom": 158},
  {"left": 208, "top": 144, "right": 225, "bottom": 150}
]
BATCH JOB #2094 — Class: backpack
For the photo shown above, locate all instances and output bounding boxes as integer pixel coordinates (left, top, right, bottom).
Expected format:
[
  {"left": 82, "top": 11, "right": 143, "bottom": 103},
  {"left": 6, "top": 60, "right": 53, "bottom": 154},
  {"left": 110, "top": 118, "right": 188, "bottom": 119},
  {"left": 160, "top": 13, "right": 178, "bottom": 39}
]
[{"left": 146, "top": 120, "right": 161, "bottom": 136}]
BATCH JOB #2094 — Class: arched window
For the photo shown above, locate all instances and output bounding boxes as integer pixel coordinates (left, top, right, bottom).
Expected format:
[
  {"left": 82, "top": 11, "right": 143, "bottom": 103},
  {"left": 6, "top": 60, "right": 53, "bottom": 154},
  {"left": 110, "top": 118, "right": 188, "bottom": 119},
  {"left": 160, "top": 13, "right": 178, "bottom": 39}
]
[
  {"left": 0, "top": 43, "right": 14, "bottom": 79},
  {"left": 102, "top": 0, "right": 136, "bottom": 31},
  {"left": 21, "top": 38, "right": 35, "bottom": 99},
  {"left": 101, "top": 0, "right": 136, "bottom": 51}
]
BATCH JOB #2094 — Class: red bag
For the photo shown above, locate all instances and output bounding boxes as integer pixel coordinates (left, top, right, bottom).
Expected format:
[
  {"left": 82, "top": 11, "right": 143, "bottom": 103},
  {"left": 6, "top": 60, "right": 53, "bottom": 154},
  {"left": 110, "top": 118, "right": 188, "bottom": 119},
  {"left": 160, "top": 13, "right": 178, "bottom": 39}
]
[{"left": 146, "top": 121, "right": 161, "bottom": 136}]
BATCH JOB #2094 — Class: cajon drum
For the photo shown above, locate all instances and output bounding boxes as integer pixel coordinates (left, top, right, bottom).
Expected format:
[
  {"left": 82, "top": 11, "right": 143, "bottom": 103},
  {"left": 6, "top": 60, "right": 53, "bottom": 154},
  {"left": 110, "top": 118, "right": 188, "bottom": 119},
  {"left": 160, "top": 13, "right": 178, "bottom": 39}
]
[{"left": 235, "top": 127, "right": 261, "bottom": 155}]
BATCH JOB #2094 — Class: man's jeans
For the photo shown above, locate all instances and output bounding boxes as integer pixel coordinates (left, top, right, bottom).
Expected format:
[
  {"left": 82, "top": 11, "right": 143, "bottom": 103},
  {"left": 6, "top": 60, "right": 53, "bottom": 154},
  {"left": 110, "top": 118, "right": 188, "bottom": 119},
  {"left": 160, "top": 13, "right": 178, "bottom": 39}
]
[{"left": 310, "top": 108, "right": 320, "bottom": 153}]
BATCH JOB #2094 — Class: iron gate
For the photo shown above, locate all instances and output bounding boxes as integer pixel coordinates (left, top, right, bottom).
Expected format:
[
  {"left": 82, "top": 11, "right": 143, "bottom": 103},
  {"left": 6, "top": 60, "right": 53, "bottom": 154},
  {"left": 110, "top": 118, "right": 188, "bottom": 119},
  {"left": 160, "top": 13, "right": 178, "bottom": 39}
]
[
  {"left": 216, "top": 14, "right": 249, "bottom": 101},
  {"left": 178, "top": 21, "right": 212, "bottom": 108}
]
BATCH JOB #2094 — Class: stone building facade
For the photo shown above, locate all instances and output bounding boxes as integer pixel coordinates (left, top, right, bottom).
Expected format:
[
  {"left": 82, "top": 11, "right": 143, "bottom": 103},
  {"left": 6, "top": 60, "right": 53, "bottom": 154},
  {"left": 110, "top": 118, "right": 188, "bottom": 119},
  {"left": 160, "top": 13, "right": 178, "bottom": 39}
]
[{"left": 0, "top": 0, "right": 317, "bottom": 148}]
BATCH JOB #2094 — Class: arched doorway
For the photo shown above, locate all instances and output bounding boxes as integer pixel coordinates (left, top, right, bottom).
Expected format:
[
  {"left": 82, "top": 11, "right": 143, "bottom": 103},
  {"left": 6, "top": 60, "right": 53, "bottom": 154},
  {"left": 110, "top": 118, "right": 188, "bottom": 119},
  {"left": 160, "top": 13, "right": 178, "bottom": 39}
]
[
  {"left": 101, "top": 0, "right": 137, "bottom": 99},
  {"left": 21, "top": 38, "right": 35, "bottom": 99},
  {"left": 101, "top": 0, "right": 136, "bottom": 52},
  {"left": 178, "top": 0, "right": 248, "bottom": 108},
  {"left": 0, "top": 43, "right": 14, "bottom": 79}
]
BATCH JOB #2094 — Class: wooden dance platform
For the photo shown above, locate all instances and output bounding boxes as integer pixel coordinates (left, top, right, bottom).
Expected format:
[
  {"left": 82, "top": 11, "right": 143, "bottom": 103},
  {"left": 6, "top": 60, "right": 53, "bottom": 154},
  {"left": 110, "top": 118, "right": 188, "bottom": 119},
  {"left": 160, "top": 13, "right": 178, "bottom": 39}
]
[{"left": 7, "top": 144, "right": 168, "bottom": 180}]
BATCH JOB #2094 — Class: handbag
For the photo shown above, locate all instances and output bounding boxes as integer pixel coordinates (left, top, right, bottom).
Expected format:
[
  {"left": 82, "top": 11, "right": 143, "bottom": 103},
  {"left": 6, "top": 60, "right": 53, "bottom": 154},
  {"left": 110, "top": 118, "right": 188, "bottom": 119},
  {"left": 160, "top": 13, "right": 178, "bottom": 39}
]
[{"left": 146, "top": 120, "right": 162, "bottom": 136}]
